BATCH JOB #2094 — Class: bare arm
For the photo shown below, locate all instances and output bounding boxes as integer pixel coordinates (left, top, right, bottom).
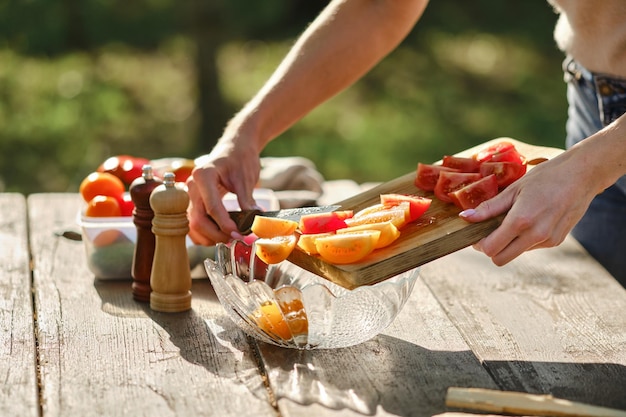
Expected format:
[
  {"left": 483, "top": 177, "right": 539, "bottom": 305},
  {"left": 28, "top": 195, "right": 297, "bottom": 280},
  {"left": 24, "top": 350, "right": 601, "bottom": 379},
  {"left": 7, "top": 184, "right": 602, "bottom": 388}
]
[
  {"left": 461, "top": 114, "right": 626, "bottom": 265},
  {"left": 188, "top": 0, "right": 430, "bottom": 245}
]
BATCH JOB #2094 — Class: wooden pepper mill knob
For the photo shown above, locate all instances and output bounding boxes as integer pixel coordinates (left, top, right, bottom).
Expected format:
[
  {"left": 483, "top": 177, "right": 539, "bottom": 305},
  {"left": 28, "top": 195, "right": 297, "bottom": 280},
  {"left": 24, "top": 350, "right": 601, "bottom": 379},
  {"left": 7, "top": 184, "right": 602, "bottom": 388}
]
[
  {"left": 129, "top": 165, "right": 163, "bottom": 302},
  {"left": 149, "top": 172, "right": 192, "bottom": 312}
]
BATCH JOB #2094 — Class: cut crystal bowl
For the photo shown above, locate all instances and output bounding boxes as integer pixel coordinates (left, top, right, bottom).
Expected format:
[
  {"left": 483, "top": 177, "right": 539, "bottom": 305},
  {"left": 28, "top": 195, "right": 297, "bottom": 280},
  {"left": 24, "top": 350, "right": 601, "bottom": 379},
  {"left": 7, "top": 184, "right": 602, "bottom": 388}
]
[{"left": 204, "top": 240, "right": 419, "bottom": 349}]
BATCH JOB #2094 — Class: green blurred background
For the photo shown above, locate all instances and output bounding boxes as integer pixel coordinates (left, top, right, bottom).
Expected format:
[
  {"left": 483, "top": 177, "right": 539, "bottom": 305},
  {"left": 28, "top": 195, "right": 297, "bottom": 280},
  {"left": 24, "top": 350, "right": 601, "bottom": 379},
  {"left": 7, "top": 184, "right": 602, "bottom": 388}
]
[{"left": 0, "top": 0, "right": 567, "bottom": 194}]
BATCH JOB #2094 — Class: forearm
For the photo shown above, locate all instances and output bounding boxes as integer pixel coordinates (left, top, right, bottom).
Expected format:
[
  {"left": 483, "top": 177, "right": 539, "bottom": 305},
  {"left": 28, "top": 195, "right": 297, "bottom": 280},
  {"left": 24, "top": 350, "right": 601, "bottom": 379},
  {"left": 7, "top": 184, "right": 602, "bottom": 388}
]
[
  {"left": 567, "top": 114, "right": 626, "bottom": 194},
  {"left": 226, "top": 0, "right": 429, "bottom": 152}
]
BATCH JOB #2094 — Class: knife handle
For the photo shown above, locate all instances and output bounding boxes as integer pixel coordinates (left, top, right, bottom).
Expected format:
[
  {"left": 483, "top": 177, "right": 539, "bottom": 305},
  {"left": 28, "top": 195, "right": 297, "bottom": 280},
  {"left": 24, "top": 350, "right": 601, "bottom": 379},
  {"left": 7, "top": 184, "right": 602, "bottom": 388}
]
[{"left": 228, "top": 209, "right": 263, "bottom": 234}]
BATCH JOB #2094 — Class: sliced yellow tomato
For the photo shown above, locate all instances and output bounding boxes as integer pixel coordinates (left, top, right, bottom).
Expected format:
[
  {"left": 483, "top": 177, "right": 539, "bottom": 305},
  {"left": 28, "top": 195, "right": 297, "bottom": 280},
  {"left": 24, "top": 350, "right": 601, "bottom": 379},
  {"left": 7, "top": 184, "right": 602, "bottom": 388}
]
[
  {"left": 296, "top": 232, "right": 333, "bottom": 255},
  {"left": 254, "top": 234, "right": 297, "bottom": 264},
  {"left": 251, "top": 301, "right": 293, "bottom": 340},
  {"left": 251, "top": 216, "right": 298, "bottom": 239},
  {"left": 336, "top": 221, "right": 400, "bottom": 249},
  {"left": 344, "top": 206, "right": 408, "bottom": 229},
  {"left": 352, "top": 203, "right": 387, "bottom": 218},
  {"left": 314, "top": 230, "right": 380, "bottom": 264}
]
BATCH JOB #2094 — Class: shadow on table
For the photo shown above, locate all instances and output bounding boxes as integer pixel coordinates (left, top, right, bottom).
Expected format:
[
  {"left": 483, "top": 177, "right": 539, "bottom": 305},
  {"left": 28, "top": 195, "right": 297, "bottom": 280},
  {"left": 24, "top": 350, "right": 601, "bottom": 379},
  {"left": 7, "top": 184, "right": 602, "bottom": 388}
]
[
  {"left": 93, "top": 278, "right": 263, "bottom": 384},
  {"left": 258, "top": 335, "right": 626, "bottom": 417}
]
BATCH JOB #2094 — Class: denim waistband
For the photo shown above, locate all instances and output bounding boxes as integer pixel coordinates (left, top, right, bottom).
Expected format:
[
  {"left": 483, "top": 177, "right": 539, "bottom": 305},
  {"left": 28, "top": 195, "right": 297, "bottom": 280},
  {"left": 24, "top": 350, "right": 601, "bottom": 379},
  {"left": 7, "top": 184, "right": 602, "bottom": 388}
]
[{"left": 563, "top": 56, "right": 626, "bottom": 126}]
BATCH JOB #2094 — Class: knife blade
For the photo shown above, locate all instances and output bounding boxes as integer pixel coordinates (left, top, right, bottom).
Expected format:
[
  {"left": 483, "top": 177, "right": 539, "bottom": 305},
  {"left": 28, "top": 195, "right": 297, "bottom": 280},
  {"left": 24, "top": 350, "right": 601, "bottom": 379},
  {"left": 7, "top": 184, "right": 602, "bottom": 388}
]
[{"left": 228, "top": 205, "right": 341, "bottom": 234}]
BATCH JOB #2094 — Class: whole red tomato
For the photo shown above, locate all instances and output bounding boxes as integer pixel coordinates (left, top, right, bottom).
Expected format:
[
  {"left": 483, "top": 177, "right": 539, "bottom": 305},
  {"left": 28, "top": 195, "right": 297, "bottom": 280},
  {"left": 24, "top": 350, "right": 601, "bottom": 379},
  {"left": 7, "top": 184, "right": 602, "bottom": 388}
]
[
  {"left": 115, "top": 193, "right": 135, "bottom": 217},
  {"left": 97, "top": 155, "right": 150, "bottom": 186}
]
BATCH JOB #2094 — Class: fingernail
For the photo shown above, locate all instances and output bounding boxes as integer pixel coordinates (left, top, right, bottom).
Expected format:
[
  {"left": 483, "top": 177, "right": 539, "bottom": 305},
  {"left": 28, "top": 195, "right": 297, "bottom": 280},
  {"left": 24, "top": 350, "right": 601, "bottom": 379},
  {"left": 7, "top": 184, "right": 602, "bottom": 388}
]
[
  {"left": 459, "top": 208, "right": 476, "bottom": 218},
  {"left": 231, "top": 231, "right": 244, "bottom": 240}
]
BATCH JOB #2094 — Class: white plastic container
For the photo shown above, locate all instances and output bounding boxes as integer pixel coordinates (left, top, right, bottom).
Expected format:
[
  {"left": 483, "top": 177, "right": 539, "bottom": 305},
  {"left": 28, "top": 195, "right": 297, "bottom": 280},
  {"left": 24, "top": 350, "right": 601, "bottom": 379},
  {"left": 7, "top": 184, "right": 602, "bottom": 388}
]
[{"left": 78, "top": 188, "right": 279, "bottom": 279}]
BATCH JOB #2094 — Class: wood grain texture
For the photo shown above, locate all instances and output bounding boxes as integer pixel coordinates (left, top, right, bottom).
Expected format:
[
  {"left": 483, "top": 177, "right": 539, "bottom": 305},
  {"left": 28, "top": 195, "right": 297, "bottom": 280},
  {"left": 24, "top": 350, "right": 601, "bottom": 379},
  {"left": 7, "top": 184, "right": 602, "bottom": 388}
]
[
  {"left": 0, "top": 193, "right": 38, "bottom": 417},
  {"left": 421, "top": 238, "right": 626, "bottom": 411},
  {"left": 287, "top": 138, "right": 564, "bottom": 289},
  {"left": 446, "top": 387, "right": 626, "bottom": 417},
  {"left": 28, "top": 193, "right": 277, "bottom": 417}
]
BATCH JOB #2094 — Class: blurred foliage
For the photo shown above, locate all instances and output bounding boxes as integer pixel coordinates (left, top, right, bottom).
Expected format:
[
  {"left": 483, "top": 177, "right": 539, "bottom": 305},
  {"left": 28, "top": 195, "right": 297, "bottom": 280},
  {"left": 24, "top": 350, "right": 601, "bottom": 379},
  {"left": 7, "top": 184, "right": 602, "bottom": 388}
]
[{"left": 0, "top": 0, "right": 567, "bottom": 194}]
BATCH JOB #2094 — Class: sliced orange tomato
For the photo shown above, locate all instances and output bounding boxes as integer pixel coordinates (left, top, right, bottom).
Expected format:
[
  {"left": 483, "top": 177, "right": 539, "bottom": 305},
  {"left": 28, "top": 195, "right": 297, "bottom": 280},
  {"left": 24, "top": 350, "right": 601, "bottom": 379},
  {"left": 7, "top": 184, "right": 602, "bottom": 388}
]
[
  {"left": 298, "top": 210, "right": 353, "bottom": 234},
  {"left": 344, "top": 206, "right": 407, "bottom": 229},
  {"left": 296, "top": 232, "right": 333, "bottom": 255},
  {"left": 336, "top": 221, "right": 400, "bottom": 249},
  {"left": 251, "top": 301, "right": 293, "bottom": 340},
  {"left": 352, "top": 203, "right": 387, "bottom": 218},
  {"left": 314, "top": 230, "right": 380, "bottom": 264},
  {"left": 251, "top": 216, "right": 298, "bottom": 239},
  {"left": 254, "top": 234, "right": 297, "bottom": 264},
  {"left": 380, "top": 194, "right": 431, "bottom": 222}
]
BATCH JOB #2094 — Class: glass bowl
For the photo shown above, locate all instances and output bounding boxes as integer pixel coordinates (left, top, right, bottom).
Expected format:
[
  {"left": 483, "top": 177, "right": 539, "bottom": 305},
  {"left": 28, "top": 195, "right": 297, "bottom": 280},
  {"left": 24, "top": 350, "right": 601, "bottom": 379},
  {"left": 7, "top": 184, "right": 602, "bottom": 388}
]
[{"left": 204, "top": 240, "right": 419, "bottom": 349}]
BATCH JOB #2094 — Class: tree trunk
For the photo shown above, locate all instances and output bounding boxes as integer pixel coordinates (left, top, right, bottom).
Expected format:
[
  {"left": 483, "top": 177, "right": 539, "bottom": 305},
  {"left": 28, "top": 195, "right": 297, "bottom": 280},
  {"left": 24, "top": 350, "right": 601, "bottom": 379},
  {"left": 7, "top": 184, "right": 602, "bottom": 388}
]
[{"left": 188, "top": 0, "right": 234, "bottom": 155}]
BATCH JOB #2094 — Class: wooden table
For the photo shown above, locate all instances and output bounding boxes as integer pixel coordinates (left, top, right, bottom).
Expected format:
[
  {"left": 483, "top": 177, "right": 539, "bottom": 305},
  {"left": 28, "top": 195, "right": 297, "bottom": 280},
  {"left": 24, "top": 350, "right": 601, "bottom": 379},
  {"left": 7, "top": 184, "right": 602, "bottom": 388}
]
[{"left": 2, "top": 192, "right": 625, "bottom": 417}]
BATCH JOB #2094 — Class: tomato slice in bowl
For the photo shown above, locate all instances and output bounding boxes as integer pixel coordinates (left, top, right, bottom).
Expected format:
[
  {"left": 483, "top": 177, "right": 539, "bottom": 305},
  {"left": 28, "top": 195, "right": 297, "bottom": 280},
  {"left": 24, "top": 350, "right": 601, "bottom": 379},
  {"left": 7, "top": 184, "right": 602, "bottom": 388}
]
[
  {"left": 479, "top": 161, "right": 527, "bottom": 188},
  {"left": 434, "top": 171, "right": 482, "bottom": 203},
  {"left": 449, "top": 174, "right": 499, "bottom": 210},
  {"left": 380, "top": 193, "right": 431, "bottom": 222},
  {"left": 415, "top": 163, "right": 461, "bottom": 192}
]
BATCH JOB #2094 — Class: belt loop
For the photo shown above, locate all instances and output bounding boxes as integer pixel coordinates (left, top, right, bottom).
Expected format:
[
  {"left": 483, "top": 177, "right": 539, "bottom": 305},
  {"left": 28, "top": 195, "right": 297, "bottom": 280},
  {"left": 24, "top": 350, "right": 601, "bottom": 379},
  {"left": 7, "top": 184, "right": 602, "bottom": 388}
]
[{"left": 563, "top": 55, "right": 583, "bottom": 82}]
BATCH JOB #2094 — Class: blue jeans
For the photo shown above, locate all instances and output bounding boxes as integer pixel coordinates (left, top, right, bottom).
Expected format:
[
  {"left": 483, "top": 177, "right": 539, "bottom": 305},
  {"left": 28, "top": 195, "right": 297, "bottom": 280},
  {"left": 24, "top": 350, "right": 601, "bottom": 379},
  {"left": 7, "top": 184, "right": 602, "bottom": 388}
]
[{"left": 563, "top": 57, "right": 626, "bottom": 286}]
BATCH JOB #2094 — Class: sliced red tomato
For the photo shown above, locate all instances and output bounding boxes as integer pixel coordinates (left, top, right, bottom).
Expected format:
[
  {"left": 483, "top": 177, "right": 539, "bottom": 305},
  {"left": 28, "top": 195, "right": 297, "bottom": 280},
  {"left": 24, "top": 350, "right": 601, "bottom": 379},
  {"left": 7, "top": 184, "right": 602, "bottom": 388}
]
[
  {"left": 380, "top": 193, "right": 432, "bottom": 222},
  {"left": 479, "top": 161, "right": 527, "bottom": 188},
  {"left": 298, "top": 210, "right": 353, "bottom": 234},
  {"left": 449, "top": 174, "right": 499, "bottom": 210},
  {"left": 434, "top": 171, "right": 482, "bottom": 203},
  {"left": 442, "top": 156, "right": 481, "bottom": 173},
  {"left": 414, "top": 163, "right": 461, "bottom": 192},
  {"left": 473, "top": 141, "right": 525, "bottom": 165}
]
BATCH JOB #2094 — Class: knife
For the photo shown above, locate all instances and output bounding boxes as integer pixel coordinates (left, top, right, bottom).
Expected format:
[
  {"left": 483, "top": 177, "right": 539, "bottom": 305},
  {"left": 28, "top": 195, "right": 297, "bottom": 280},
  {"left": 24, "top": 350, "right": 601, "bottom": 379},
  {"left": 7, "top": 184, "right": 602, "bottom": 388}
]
[{"left": 227, "top": 205, "right": 341, "bottom": 234}]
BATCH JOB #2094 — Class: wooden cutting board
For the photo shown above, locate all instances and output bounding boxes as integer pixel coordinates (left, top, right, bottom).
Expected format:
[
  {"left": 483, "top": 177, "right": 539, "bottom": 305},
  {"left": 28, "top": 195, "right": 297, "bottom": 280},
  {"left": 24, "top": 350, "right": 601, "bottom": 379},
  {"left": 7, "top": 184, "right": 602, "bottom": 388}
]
[{"left": 286, "top": 138, "right": 564, "bottom": 289}]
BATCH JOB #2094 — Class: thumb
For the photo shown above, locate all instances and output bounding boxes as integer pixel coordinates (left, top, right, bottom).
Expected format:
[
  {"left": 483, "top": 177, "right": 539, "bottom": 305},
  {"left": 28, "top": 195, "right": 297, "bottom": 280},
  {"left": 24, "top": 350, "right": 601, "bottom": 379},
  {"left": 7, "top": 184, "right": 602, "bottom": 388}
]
[{"left": 458, "top": 191, "right": 512, "bottom": 223}]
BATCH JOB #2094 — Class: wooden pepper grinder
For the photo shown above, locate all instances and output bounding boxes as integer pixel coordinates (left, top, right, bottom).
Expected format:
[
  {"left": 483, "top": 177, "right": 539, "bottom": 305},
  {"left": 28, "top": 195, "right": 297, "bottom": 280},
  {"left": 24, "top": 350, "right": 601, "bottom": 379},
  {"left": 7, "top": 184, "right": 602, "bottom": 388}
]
[
  {"left": 149, "top": 172, "right": 192, "bottom": 312},
  {"left": 129, "top": 165, "right": 163, "bottom": 302}
]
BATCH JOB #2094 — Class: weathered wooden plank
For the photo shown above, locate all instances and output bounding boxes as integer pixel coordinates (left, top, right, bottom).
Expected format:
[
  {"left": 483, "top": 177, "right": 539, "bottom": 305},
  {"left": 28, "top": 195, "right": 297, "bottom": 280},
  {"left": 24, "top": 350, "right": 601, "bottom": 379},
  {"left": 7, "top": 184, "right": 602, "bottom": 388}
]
[
  {"left": 0, "top": 193, "right": 38, "bottom": 417},
  {"left": 446, "top": 387, "right": 626, "bottom": 417},
  {"left": 258, "top": 277, "right": 500, "bottom": 417},
  {"left": 421, "top": 236, "right": 626, "bottom": 411},
  {"left": 28, "top": 193, "right": 276, "bottom": 417}
]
